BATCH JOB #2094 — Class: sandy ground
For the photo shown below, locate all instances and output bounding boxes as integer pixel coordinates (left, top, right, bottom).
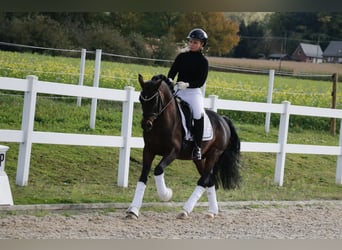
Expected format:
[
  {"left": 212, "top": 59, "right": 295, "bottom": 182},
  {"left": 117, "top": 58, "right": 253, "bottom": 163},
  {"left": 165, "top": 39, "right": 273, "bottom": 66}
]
[{"left": 1, "top": 200, "right": 342, "bottom": 239}]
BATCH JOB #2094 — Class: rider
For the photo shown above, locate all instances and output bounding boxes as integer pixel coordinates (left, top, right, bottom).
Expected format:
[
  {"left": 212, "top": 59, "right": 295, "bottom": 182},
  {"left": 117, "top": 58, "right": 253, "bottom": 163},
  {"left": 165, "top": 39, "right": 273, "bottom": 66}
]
[{"left": 167, "top": 28, "right": 209, "bottom": 160}]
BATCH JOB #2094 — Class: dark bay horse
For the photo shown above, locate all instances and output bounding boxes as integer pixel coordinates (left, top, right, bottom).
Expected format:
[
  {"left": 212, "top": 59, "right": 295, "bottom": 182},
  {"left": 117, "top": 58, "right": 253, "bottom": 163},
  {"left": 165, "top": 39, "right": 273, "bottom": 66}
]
[{"left": 126, "top": 74, "right": 241, "bottom": 219}]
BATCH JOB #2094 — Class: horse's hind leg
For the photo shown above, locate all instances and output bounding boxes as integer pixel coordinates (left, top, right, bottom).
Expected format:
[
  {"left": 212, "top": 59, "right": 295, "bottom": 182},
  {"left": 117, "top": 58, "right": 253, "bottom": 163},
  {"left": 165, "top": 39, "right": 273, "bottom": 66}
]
[
  {"left": 179, "top": 182, "right": 218, "bottom": 219},
  {"left": 177, "top": 185, "right": 206, "bottom": 219},
  {"left": 206, "top": 184, "right": 218, "bottom": 217},
  {"left": 202, "top": 153, "right": 222, "bottom": 217},
  {"left": 177, "top": 156, "right": 220, "bottom": 219}
]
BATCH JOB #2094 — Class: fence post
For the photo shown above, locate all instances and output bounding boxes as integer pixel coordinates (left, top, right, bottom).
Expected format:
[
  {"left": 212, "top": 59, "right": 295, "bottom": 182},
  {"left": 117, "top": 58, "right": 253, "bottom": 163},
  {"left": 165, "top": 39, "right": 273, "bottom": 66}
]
[
  {"left": 0, "top": 145, "right": 13, "bottom": 205},
  {"left": 77, "top": 48, "right": 87, "bottom": 107},
  {"left": 274, "top": 101, "right": 290, "bottom": 186},
  {"left": 265, "top": 69, "right": 275, "bottom": 133},
  {"left": 331, "top": 73, "right": 338, "bottom": 136},
  {"left": 90, "top": 49, "right": 102, "bottom": 129},
  {"left": 336, "top": 119, "right": 342, "bottom": 184},
  {"left": 117, "top": 86, "right": 135, "bottom": 187},
  {"left": 16, "top": 75, "right": 38, "bottom": 186},
  {"left": 208, "top": 95, "right": 218, "bottom": 112}
]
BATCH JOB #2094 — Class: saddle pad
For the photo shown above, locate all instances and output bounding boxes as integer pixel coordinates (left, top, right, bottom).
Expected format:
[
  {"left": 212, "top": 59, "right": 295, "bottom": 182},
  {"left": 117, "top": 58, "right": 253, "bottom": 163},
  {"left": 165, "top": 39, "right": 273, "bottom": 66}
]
[{"left": 178, "top": 105, "right": 213, "bottom": 141}]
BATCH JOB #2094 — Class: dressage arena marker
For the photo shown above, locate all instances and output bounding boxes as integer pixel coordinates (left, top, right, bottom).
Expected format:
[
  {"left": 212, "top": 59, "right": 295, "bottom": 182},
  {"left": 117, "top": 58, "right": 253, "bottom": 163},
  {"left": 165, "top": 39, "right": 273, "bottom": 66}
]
[{"left": 0, "top": 145, "right": 13, "bottom": 206}]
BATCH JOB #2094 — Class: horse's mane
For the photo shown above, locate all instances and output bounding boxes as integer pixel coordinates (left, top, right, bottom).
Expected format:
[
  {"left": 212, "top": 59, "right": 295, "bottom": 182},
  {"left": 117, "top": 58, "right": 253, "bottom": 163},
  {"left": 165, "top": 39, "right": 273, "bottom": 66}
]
[{"left": 151, "top": 74, "right": 174, "bottom": 93}]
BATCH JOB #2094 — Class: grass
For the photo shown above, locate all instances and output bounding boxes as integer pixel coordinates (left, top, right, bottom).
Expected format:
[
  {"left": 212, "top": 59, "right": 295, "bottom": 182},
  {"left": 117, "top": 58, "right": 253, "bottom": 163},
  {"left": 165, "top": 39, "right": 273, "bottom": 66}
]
[
  {"left": 3, "top": 119, "right": 342, "bottom": 205},
  {"left": 1, "top": 51, "right": 342, "bottom": 205}
]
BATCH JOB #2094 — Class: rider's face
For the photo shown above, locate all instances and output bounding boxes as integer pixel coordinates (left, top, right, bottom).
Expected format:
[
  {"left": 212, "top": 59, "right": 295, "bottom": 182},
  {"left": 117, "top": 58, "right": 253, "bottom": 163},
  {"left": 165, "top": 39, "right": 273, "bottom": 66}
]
[{"left": 188, "top": 39, "right": 203, "bottom": 52}]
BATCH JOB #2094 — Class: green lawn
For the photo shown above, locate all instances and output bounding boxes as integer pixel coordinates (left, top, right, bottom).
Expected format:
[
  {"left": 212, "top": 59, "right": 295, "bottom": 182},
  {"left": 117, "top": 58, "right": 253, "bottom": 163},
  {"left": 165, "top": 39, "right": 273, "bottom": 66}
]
[{"left": 1, "top": 51, "right": 342, "bottom": 205}]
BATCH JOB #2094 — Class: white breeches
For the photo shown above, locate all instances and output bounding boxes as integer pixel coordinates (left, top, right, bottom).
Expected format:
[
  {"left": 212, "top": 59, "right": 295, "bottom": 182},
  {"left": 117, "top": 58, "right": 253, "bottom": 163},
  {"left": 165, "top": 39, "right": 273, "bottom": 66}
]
[{"left": 176, "top": 88, "right": 204, "bottom": 119}]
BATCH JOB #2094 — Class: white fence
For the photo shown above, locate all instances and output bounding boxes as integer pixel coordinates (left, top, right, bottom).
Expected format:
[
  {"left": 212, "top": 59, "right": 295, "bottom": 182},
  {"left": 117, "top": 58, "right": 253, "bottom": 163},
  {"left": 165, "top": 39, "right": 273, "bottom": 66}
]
[{"left": 1, "top": 76, "right": 342, "bottom": 188}]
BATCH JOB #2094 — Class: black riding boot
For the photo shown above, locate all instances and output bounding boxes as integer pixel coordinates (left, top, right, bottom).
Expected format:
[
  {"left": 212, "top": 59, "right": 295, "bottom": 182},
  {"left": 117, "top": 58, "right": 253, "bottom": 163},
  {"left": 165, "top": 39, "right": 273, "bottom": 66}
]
[{"left": 192, "top": 116, "right": 204, "bottom": 160}]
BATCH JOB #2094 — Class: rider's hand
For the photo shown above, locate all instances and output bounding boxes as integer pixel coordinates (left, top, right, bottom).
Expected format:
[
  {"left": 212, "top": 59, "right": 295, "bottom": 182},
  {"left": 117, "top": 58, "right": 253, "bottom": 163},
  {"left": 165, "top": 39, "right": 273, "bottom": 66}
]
[{"left": 177, "top": 81, "right": 189, "bottom": 90}]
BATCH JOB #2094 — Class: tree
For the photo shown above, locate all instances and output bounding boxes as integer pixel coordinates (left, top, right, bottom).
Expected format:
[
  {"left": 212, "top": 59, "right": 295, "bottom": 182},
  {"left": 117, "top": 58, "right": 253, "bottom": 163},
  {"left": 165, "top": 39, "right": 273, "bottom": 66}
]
[
  {"left": 173, "top": 12, "right": 240, "bottom": 56},
  {"left": 108, "top": 12, "right": 141, "bottom": 36},
  {"left": 233, "top": 20, "right": 266, "bottom": 58},
  {"left": 0, "top": 14, "right": 72, "bottom": 53},
  {"left": 205, "top": 12, "right": 240, "bottom": 56},
  {"left": 317, "top": 12, "right": 342, "bottom": 48},
  {"left": 136, "top": 12, "right": 181, "bottom": 38},
  {"left": 266, "top": 12, "right": 342, "bottom": 54}
]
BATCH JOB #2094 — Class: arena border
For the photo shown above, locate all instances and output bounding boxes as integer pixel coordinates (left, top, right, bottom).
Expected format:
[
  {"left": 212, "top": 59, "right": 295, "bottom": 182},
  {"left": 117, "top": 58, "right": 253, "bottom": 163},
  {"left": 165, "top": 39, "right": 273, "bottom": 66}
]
[{"left": 1, "top": 200, "right": 342, "bottom": 213}]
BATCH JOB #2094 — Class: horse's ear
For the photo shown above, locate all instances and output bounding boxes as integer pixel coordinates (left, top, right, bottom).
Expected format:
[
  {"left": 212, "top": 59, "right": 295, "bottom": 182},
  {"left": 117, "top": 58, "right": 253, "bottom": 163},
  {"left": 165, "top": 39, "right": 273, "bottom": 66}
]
[{"left": 138, "top": 74, "right": 144, "bottom": 88}]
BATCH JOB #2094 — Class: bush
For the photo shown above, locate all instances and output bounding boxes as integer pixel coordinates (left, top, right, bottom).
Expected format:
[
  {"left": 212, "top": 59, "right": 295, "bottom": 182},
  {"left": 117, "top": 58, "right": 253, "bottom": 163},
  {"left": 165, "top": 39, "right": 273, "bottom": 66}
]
[
  {"left": 0, "top": 14, "right": 72, "bottom": 54},
  {"left": 149, "top": 34, "right": 178, "bottom": 67},
  {"left": 127, "top": 32, "right": 152, "bottom": 58},
  {"left": 82, "top": 26, "right": 130, "bottom": 55}
]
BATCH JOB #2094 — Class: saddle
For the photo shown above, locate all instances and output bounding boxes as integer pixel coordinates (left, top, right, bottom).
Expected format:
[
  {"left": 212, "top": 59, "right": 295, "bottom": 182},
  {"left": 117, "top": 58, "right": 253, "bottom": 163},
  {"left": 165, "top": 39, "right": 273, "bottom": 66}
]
[
  {"left": 153, "top": 74, "right": 213, "bottom": 141},
  {"left": 175, "top": 96, "right": 193, "bottom": 136},
  {"left": 174, "top": 95, "right": 213, "bottom": 142}
]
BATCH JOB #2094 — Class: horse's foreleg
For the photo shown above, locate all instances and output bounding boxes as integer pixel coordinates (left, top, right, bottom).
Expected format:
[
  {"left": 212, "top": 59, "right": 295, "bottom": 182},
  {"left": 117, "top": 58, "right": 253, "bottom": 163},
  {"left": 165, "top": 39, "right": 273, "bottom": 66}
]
[
  {"left": 154, "top": 173, "right": 173, "bottom": 201},
  {"left": 154, "top": 153, "right": 177, "bottom": 202},
  {"left": 126, "top": 149, "right": 154, "bottom": 219},
  {"left": 126, "top": 181, "right": 146, "bottom": 218}
]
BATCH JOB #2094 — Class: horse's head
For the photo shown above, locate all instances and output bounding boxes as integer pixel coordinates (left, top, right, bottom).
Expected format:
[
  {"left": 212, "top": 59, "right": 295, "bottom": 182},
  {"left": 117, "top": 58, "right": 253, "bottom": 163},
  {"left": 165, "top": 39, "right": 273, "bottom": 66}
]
[{"left": 138, "top": 74, "right": 173, "bottom": 132}]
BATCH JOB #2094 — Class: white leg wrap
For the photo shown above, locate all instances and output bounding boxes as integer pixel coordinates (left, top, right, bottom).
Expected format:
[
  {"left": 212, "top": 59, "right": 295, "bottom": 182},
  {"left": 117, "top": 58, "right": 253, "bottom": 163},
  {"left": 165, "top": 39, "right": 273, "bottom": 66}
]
[
  {"left": 154, "top": 173, "right": 173, "bottom": 201},
  {"left": 207, "top": 186, "right": 219, "bottom": 215},
  {"left": 127, "top": 181, "right": 146, "bottom": 217},
  {"left": 183, "top": 185, "right": 205, "bottom": 214}
]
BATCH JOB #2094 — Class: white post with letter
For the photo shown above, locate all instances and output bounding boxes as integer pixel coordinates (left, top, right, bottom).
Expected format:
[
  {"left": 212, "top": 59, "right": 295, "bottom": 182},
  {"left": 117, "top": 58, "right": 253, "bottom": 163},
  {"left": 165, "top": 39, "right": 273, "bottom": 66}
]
[{"left": 0, "top": 145, "right": 13, "bottom": 205}]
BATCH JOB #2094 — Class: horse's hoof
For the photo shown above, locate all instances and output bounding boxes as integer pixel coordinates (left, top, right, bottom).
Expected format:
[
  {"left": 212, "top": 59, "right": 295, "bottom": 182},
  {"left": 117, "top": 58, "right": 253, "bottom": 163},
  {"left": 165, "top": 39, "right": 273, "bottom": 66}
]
[
  {"left": 126, "top": 206, "right": 139, "bottom": 219},
  {"left": 176, "top": 210, "right": 189, "bottom": 220},
  {"left": 125, "top": 212, "right": 138, "bottom": 220},
  {"left": 205, "top": 213, "right": 216, "bottom": 219}
]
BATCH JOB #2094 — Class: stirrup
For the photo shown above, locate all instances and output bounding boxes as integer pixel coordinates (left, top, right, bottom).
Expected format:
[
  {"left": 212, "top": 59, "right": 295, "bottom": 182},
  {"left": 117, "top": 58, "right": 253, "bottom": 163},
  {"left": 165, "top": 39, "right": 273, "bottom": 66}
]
[{"left": 192, "top": 146, "right": 202, "bottom": 160}]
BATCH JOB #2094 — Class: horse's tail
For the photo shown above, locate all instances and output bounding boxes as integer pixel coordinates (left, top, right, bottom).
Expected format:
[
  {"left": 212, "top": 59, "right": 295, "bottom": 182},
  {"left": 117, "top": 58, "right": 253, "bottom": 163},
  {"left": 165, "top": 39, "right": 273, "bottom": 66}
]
[{"left": 213, "top": 116, "right": 242, "bottom": 190}]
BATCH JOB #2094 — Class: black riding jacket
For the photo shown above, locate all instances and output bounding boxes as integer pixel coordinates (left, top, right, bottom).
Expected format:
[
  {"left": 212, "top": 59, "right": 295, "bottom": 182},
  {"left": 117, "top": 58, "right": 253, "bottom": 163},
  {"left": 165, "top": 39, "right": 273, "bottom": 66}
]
[{"left": 167, "top": 50, "right": 208, "bottom": 88}]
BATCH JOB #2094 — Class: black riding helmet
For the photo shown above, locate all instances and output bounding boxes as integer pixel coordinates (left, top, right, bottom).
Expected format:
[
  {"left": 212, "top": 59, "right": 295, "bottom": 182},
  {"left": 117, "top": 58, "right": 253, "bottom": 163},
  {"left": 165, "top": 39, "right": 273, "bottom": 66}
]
[{"left": 187, "top": 28, "right": 208, "bottom": 46}]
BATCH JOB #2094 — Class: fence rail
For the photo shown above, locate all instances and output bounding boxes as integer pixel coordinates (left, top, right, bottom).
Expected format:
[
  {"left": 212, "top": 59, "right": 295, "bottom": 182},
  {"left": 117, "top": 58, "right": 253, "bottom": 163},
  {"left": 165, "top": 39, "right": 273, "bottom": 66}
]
[{"left": 1, "top": 76, "right": 342, "bottom": 187}]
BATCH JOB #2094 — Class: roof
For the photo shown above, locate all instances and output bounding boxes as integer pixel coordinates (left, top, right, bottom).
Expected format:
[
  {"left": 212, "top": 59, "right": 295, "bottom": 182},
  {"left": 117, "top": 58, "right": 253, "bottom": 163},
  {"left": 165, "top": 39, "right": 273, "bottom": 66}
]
[
  {"left": 323, "top": 41, "right": 342, "bottom": 57},
  {"left": 299, "top": 43, "right": 323, "bottom": 58}
]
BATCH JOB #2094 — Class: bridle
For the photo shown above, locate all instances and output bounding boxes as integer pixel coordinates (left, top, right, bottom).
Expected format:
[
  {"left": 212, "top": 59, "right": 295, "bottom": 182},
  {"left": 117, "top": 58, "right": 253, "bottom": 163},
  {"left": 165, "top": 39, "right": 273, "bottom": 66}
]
[{"left": 139, "top": 87, "right": 174, "bottom": 131}]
